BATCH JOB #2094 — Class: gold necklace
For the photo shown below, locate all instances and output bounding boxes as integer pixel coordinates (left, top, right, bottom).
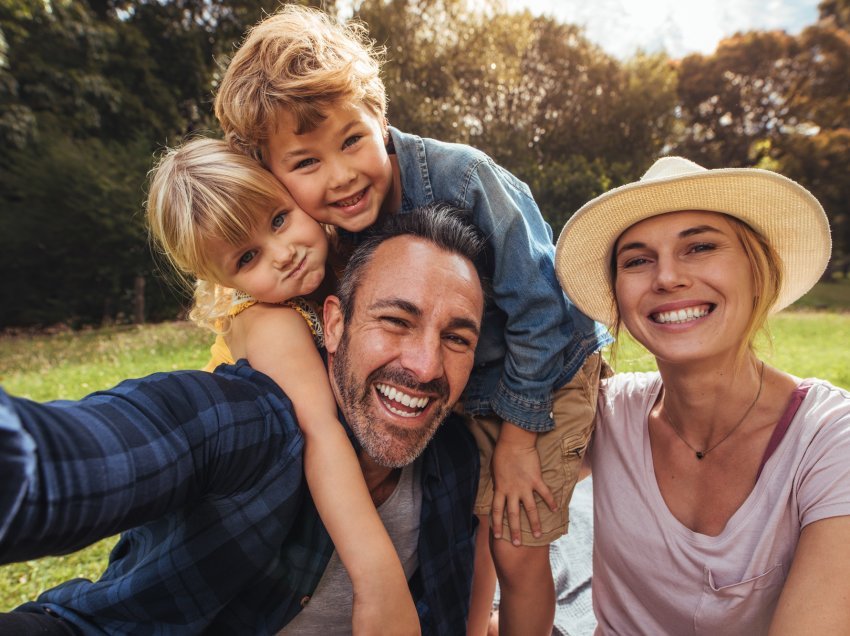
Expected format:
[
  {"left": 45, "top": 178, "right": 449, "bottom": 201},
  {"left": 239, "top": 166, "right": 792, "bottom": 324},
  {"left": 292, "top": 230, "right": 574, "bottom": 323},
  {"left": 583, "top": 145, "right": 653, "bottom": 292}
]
[{"left": 662, "top": 360, "right": 766, "bottom": 460}]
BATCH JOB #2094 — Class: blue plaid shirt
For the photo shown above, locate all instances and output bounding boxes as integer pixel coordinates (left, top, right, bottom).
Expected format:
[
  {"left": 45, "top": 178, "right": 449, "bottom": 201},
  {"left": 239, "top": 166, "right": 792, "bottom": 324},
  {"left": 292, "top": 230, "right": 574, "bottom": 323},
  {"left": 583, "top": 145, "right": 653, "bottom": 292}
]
[{"left": 0, "top": 361, "right": 478, "bottom": 634}]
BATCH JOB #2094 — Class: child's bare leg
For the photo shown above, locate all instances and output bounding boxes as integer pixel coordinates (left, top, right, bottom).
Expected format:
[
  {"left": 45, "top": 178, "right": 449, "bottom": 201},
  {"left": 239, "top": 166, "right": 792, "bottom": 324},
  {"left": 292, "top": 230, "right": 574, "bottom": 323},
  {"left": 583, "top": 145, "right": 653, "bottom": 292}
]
[
  {"left": 467, "top": 515, "right": 498, "bottom": 636},
  {"left": 491, "top": 542, "right": 554, "bottom": 636}
]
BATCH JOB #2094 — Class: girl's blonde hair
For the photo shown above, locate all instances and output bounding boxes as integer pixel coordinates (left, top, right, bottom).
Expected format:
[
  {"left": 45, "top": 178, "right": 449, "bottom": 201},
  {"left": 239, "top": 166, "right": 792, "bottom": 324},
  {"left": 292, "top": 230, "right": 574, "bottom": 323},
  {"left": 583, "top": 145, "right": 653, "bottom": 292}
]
[
  {"left": 608, "top": 212, "right": 783, "bottom": 367},
  {"left": 146, "top": 137, "right": 291, "bottom": 331}
]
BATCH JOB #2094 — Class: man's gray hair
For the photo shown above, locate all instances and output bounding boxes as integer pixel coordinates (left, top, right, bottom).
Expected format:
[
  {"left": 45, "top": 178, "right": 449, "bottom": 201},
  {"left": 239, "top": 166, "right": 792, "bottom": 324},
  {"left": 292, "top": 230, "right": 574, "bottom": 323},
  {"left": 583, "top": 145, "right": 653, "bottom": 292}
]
[{"left": 337, "top": 203, "right": 489, "bottom": 323}]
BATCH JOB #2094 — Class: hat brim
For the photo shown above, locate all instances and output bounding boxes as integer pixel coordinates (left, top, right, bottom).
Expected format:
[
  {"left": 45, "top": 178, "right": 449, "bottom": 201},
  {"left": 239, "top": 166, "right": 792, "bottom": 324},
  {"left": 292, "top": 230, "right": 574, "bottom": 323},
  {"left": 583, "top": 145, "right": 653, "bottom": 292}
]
[{"left": 555, "top": 168, "right": 832, "bottom": 327}]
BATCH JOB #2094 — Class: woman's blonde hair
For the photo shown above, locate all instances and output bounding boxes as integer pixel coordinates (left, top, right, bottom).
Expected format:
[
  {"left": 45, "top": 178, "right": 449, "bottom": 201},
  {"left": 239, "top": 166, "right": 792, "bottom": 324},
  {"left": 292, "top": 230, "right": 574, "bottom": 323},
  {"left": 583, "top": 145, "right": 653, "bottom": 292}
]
[
  {"left": 146, "top": 137, "right": 292, "bottom": 330},
  {"left": 607, "top": 212, "right": 783, "bottom": 366},
  {"left": 214, "top": 4, "right": 387, "bottom": 162},
  {"left": 727, "top": 215, "right": 782, "bottom": 360}
]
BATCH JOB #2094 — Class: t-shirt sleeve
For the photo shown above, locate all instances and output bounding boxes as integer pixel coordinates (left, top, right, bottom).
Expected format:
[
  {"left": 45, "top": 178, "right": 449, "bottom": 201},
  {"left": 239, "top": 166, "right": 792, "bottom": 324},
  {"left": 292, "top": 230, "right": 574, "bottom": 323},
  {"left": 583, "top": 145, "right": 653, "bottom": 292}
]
[{"left": 795, "top": 382, "right": 850, "bottom": 528}]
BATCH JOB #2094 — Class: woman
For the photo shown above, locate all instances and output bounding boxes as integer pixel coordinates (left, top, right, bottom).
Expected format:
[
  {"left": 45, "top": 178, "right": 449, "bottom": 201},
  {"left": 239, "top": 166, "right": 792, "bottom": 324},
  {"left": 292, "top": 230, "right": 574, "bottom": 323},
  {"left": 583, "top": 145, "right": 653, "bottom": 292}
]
[{"left": 554, "top": 156, "right": 850, "bottom": 635}]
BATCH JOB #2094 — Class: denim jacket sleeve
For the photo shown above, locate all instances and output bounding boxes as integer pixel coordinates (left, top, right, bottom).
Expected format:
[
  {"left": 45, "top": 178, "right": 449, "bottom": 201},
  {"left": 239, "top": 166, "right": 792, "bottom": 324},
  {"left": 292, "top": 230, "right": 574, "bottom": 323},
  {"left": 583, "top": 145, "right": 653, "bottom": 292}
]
[
  {"left": 393, "top": 129, "right": 610, "bottom": 432},
  {"left": 457, "top": 159, "right": 597, "bottom": 431}
]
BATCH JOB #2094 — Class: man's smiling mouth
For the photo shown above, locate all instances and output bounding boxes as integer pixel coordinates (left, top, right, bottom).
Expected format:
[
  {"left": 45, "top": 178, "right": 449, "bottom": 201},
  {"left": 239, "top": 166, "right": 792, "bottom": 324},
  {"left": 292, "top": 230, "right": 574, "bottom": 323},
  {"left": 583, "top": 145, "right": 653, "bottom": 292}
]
[{"left": 375, "top": 382, "right": 430, "bottom": 417}]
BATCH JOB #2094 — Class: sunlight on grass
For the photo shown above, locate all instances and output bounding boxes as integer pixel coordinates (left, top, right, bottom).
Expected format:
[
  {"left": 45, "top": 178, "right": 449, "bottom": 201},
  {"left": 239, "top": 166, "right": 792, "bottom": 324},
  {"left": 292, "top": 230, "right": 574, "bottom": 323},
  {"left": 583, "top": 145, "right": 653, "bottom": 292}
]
[
  {"left": 0, "top": 321, "right": 212, "bottom": 609},
  {"left": 609, "top": 310, "right": 850, "bottom": 390},
  {"left": 0, "top": 312, "right": 847, "bottom": 609},
  {"left": 0, "top": 322, "right": 212, "bottom": 401}
]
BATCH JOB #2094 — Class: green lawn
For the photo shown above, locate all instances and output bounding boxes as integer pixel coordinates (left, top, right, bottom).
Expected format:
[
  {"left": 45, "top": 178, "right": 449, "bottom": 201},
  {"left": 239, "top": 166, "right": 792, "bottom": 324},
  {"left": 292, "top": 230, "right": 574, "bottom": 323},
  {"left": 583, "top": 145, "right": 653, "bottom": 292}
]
[
  {"left": 0, "top": 321, "right": 212, "bottom": 609},
  {"left": 0, "top": 293, "right": 848, "bottom": 609},
  {"left": 613, "top": 311, "right": 850, "bottom": 388}
]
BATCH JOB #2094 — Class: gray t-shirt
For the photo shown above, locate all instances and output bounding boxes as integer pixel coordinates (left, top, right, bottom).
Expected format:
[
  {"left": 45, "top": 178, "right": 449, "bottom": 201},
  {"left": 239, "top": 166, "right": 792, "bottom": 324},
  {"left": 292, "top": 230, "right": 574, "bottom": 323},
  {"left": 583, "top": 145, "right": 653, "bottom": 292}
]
[{"left": 279, "top": 459, "right": 422, "bottom": 634}]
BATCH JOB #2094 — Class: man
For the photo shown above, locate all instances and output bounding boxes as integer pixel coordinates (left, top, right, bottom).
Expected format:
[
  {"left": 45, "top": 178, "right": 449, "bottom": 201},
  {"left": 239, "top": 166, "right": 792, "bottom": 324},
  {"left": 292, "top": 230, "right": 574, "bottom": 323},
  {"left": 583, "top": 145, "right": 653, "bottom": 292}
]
[{"left": 0, "top": 204, "right": 486, "bottom": 635}]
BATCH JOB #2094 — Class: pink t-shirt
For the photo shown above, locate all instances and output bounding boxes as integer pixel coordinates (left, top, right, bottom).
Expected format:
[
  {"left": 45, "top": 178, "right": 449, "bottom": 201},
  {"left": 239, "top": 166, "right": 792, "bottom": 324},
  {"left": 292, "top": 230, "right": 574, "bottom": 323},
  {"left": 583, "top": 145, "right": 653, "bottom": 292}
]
[{"left": 590, "top": 373, "right": 850, "bottom": 635}]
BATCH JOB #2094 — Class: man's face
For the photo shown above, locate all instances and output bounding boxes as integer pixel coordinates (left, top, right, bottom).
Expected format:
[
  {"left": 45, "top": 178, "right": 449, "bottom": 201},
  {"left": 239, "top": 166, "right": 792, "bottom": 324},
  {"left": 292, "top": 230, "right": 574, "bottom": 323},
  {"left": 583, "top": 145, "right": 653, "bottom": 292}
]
[{"left": 324, "top": 236, "right": 484, "bottom": 468}]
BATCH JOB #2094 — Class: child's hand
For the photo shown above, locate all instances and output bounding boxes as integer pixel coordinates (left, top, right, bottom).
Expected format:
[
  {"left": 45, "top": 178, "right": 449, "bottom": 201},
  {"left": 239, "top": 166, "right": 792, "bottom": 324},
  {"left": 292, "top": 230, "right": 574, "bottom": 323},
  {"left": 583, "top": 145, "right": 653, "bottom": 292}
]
[
  {"left": 490, "top": 422, "right": 556, "bottom": 546},
  {"left": 352, "top": 579, "right": 421, "bottom": 636}
]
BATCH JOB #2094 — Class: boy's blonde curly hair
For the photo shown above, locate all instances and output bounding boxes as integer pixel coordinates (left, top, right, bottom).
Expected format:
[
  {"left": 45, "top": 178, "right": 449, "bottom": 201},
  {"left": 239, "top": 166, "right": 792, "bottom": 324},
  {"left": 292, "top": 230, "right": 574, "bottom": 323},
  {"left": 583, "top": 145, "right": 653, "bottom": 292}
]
[
  {"left": 214, "top": 4, "right": 387, "bottom": 163},
  {"left": 146, "top": 137, "right": 293, "bottom": 331}
]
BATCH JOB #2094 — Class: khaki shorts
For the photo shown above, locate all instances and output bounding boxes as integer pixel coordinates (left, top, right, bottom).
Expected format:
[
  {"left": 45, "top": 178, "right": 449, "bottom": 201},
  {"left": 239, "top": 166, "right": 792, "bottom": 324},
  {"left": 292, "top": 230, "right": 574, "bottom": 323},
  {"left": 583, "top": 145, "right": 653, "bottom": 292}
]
[{"left": 466, "top": 353, "right": 604, "bottom": 546}]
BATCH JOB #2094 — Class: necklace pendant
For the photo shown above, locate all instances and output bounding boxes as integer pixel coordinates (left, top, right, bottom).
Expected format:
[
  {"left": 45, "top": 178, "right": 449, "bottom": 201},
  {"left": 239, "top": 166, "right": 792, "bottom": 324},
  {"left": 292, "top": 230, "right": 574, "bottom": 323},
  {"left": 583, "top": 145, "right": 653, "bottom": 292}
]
[{"left": 696, "top": 451, "right": 705, "bottom": 460}]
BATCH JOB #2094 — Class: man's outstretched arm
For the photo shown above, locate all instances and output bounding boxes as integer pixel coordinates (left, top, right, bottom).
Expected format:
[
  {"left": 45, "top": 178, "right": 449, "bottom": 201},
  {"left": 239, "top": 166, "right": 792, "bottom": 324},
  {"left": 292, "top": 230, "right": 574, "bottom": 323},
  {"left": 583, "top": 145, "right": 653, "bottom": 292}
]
[{"left": 0, "top": 362, "right": 298, "bottom": 562}]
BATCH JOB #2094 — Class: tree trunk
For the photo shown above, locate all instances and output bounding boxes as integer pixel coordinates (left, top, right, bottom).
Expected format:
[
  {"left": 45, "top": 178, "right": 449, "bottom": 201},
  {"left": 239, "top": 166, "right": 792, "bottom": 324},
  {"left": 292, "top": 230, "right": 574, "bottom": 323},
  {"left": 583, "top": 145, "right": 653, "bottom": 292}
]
[{"left": 134, "top": 275, "right": 146, "bottom": 324}]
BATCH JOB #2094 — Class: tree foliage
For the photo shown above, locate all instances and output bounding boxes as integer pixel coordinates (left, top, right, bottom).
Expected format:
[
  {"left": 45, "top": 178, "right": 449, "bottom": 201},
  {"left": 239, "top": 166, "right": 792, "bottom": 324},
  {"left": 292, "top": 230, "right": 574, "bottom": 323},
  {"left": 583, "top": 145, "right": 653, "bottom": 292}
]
[
  {"left": 820, "top": 0, "right": 850, "bottom": 30},
  {"left": 0, "top": 0, "right": 280, "bottom": 327},
  {"left": 666, "top": 1, "right": 850, "bottom": 269},
  {"left": 0, "top": 0, "right": 847, "bottom": 327},
  {"left": 355, "top": 0, "right": 677, "bottom": 221}
]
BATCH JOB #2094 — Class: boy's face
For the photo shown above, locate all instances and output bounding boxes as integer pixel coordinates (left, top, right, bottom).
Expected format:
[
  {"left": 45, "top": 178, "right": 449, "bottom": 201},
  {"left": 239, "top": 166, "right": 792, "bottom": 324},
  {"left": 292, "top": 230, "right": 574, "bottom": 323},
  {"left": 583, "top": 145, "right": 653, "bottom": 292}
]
[{"left": 265, "top": 101, "right": 399, "bottom": 233}]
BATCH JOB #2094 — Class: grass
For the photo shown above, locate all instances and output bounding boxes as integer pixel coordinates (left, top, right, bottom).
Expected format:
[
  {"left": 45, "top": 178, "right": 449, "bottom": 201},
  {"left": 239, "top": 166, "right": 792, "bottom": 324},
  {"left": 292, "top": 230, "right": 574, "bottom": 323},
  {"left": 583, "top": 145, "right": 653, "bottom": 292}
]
[
  {"left": 611, "top": 278, "right": 850, "bottom": 388},
  {"left": 0, "top": 321, "right": 212, "bottom": 402},
  {"left": 611, "top": 312, "right": 850, "bottom": 388},
  {"left": 0, "top": 321, "right": 212, "bottom": 610},
  {"left": 0, "top": 283, "right": 848, "bottom": 609}
]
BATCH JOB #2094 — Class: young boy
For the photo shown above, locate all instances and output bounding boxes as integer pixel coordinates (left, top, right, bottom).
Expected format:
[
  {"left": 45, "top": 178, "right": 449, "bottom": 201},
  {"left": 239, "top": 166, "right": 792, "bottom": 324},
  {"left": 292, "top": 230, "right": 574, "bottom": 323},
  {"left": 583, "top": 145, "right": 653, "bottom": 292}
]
[{"left": 214, "top": 6, "right": 611, "bottom": 634}]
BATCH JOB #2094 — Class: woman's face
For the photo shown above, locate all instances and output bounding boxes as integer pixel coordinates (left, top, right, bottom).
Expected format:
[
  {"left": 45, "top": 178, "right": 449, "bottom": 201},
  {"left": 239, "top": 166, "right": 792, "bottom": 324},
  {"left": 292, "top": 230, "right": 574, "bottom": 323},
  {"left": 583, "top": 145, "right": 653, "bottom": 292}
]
[{"left": 613, "top": 210, "right": 755, "bottom": 367}]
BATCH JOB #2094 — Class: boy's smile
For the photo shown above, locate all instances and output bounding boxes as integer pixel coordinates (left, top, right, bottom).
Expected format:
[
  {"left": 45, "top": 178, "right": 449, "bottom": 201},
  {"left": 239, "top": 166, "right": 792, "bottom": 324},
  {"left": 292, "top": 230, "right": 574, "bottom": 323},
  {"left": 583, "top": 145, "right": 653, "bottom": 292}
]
[{"left": 265, "top": 101, "right": 401, "bottom": 232}]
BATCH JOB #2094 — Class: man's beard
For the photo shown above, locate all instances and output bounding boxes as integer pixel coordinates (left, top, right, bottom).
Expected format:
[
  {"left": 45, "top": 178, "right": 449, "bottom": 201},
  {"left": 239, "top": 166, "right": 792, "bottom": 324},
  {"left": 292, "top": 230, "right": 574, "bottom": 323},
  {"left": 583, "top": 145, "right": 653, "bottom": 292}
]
[{"left": 332, "top": 331, "right": 452, "bottom": 468}]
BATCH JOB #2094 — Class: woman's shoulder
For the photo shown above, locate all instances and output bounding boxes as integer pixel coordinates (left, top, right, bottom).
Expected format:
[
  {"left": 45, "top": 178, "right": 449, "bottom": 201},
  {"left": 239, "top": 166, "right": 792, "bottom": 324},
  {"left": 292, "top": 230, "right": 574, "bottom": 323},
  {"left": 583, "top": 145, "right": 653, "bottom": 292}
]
[
  {"left": 802, "top": 378, "right": 850, "bottom": 398},
  {"left": 601, "top": 370, "right": 662, "bottom": 398},
  {"left": 797, "top": 379, "right": 850, "bottom": 430},
  {"left": 596, "top": 371, "right": 662, "bottom": 424}
]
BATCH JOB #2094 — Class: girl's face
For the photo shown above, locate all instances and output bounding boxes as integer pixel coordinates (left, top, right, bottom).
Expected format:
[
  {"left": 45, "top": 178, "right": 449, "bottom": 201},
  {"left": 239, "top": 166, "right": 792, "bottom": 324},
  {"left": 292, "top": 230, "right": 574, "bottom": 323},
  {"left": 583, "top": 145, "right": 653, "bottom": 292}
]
[
  {"left": 206, "top": 197, "right": 328, "bottom": 304},
  {"left": 613, "top": 210, "right": 755, "bottom": 367}
]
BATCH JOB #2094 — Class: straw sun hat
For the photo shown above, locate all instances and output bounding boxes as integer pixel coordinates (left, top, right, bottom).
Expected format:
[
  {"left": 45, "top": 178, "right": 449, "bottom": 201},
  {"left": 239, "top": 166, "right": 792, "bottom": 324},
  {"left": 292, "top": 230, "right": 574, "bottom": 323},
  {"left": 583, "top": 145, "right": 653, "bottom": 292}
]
[{"left": 554, "top": 156, "right": 832, "bottom": 327}]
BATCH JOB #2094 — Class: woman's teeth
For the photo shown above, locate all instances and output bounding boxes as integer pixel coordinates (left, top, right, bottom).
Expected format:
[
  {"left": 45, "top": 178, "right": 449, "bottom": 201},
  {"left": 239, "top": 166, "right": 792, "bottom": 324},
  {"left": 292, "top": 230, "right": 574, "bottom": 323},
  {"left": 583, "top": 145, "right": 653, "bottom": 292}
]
[{"left": 652, "top": 305, "right": 711, "bottom": 324}]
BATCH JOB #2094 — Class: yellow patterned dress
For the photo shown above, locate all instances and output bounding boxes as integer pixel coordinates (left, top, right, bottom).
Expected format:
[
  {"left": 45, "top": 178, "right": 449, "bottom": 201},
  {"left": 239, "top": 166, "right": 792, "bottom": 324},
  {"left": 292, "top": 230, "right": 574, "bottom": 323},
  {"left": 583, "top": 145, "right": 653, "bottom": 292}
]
[{"left": 202, "top": 292, "right": 324, "bottom": 372}]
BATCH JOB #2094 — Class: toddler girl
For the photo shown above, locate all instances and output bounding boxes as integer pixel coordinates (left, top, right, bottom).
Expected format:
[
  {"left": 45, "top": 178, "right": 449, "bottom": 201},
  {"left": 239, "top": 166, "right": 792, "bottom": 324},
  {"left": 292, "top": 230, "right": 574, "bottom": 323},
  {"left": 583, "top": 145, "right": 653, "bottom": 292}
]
[{"left": 146, "top": 137, "right": 418, "bottom": 634}]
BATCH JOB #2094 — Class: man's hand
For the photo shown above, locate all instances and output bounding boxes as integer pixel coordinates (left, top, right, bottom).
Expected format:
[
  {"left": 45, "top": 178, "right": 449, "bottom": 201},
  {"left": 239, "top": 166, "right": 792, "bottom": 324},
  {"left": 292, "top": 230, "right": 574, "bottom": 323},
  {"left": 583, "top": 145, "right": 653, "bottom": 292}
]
[{"left": 490, "top": 422, "right": 556, "bottom": 546}]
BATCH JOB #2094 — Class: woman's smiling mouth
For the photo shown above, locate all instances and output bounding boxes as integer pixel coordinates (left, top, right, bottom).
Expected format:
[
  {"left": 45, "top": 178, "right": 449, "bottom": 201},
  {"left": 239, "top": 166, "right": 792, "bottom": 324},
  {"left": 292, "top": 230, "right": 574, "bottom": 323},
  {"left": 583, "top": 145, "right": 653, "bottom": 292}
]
[{"left": 651, "top": 304, "right": 714, "bottom": 324}]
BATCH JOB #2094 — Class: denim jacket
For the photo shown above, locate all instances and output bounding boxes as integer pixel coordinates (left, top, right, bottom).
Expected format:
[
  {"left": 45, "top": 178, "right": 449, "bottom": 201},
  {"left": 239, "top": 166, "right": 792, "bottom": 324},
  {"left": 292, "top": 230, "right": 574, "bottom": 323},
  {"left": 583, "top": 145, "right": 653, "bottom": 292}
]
[{"left": 390, "top": 127, "right": 612, "bottom": 432}]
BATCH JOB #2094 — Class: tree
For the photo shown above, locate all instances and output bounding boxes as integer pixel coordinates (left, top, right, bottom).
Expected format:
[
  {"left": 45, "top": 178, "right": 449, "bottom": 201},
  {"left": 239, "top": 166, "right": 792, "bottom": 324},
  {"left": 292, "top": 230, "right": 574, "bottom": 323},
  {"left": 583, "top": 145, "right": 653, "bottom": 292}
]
[
  {"left": 819, "top": 0, "right": 850, "bottom": 30},
  {"left": 354, "top": 1, "right": 677, "bottom": 223},
  {"left": 672, "top": 15, "right": 850, "bottom": 269},
  {"left": 776, "top": 19, "right": 850, "bottom": 272},
  {"left": 779, "top": 130, "right": 850, "bottom": 274},
  {"left": 0, "top": 135, "right": 170, "bottom": 326},
  {"left": 673, "top": 30, "right": 803, "bottom": 167},
  {"left": 0, "top": 0, "right": 285, "bottom": 326}
]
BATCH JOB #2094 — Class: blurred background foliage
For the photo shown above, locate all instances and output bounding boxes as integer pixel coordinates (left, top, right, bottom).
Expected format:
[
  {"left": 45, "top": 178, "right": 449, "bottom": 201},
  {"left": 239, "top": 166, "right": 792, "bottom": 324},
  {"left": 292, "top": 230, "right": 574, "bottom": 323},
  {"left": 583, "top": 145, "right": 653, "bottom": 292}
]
[{"left": 1, "top": 0, "right": 848, "bottom": 328}]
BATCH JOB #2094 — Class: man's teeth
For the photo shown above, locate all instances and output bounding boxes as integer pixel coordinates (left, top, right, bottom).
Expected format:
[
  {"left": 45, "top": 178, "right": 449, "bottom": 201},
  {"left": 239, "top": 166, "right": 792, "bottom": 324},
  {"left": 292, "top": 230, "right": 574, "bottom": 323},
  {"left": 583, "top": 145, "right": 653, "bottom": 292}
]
[
  {"left": 653, "top": 305, "right": 711, "bottom": 324},
  {"left": 376, "top": 383, "right": 429, "bottom": 417},
  {"left": 333, "top": 190, "right": 365, "bottom": 207}
]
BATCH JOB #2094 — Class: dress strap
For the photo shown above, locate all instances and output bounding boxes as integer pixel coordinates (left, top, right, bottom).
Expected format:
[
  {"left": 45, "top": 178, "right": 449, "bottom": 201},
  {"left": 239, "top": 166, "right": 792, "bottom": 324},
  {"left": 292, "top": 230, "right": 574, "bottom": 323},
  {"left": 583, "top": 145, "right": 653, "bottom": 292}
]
[
  {"left": 283, "top": 297, "right": 325, "bottom": 349},
  {"left": 218, "top": 289, "right": 324, "bottom": 349}
]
